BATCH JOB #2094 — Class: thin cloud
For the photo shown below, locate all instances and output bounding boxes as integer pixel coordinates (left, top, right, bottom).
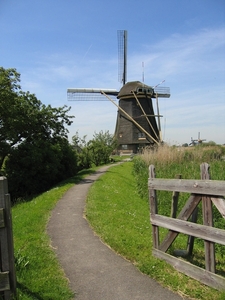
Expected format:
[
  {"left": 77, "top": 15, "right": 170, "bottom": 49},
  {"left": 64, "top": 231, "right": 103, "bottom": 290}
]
[
  {"left": 19, "top": 27, "right": 225, "bottom": 144},
  {"left": 131, "top": 27, "right": 225, "bottom": 82}
]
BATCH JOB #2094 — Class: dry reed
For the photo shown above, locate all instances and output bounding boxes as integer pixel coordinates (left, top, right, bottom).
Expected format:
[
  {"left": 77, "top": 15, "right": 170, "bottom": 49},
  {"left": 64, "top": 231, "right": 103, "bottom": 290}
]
[{"left": 141, "top": 144, "right": 224, "bottom": 166}]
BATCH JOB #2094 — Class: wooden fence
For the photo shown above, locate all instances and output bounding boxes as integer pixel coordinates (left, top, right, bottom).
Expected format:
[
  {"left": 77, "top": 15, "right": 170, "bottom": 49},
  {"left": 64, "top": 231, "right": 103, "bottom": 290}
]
[
  {"left": 0, "top": 177, "right": 17, "bottom": 299},
  {"left": 148, "top": 163, "right": 225, "bottom": 290}
]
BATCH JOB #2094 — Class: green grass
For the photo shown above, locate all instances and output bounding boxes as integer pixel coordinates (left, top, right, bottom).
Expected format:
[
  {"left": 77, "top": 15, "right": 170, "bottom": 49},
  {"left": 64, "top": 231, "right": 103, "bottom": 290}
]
[
  {"left": 85, "top": 161, "right": 225, "bottom": 300},
  {"left": 12, "top": 168, "right": 98, "bottom": 300},
  {"left": 10, "top": 150, "right": 225, "bottom": 299}
]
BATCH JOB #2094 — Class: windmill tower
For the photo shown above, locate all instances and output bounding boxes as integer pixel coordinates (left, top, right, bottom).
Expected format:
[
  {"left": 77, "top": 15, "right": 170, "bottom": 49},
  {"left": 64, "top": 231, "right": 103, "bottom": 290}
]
[{"left": 67, "top": 30, "right": 170, "bottom": 154}]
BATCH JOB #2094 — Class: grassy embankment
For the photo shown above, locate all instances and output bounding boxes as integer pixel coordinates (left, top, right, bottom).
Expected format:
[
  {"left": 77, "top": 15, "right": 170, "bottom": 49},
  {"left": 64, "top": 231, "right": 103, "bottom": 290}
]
[
  {"left": 85, "top": 145, "right": 225, "bottom": 300},
  {"left": 12, "top": 168, "right": 98, "bottom": 300}
]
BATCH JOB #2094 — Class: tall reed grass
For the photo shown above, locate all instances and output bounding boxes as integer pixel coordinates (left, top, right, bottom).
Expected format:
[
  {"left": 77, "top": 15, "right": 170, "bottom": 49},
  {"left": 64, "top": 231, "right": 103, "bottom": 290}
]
[
  {"left": 132, "top": 144, "right": 225, "bottom": 273},
  {"left": 142, "top": 144, "right": 225, "bottom": 169},
  {"left": 133, "top": 144, "right": 225, "bottom": 212}
]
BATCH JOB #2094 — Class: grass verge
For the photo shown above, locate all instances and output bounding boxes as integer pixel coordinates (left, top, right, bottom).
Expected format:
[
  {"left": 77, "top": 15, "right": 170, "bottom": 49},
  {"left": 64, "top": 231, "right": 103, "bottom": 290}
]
[
  {"left": 85, "top": 161, "right": 225, "bottom": 300},
  {"left": 12, "top": 168, "right": 97, "bottom": 300}
]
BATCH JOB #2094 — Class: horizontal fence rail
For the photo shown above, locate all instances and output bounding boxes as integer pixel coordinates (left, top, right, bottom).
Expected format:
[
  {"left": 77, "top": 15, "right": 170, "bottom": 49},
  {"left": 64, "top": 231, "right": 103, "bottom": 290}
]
[
  {"left": 148, "top": 163, "right": 225, "bottom": 291},
  {"left": 148, "top": 178, "right": 225, "bottom": 196}
]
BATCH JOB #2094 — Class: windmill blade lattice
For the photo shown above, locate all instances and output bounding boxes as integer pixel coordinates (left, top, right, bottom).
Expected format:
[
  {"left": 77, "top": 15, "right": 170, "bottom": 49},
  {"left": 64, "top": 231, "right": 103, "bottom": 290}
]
[
  {"left": 118, "top": 30, "right": 127, "bottom": 85},
  {"left": 67, "top": 88, "right": 118, "bottom": 101},
  {"left": 67, "top": 30, "right": 171, "bottom": 153},
  {"left": 153, "top": 86, "right": 170, "bottom": 98}
]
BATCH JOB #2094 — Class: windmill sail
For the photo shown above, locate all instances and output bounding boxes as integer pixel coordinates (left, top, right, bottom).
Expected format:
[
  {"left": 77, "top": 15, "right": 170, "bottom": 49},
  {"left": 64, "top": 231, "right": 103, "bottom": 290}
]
[
  {"left": 153, "top": 86, "right": 170, "bottom": 98},
  {"left": 118, "top": 30, "right": 127, "bottom": 85},
  {"left": 67, "top": 88, "right": 118, "bottom": 101},
  {"left": 67, "top": 30, "right": 171, "bottom": 153}
]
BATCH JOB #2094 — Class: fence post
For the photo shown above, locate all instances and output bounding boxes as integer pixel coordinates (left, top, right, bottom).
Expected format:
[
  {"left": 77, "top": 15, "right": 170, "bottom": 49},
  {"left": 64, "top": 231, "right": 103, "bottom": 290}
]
[
  {"left": 171, "top": 174, "right": 182, "bottom": 218},
  {"left": 0, "top": 177, "right": 17, "bottom": 299},
  {"left": 149, "top": 165, "right": 159, "bottom": 249},
  {"left": 200, "top": 163, "right": 215, "bottom": 273}
]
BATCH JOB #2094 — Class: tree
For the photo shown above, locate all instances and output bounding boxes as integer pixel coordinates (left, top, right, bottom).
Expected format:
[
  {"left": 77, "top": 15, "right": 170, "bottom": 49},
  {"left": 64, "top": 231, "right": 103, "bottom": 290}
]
[
  {"left": 206, "top": 141, "right": 217, "bottom": 146},
  {"left": 72, "top": 130, "right": 117, "bottom": 168},
  {"left": 88, "top": 130, "right": 117, "bottom": 166},
  {"left": 0, "top": 67, "right": 77, "bottom": 200},
  {"left": 0, "top": 67, "right": 74, "bottom": 170},
  {"left": 5, "top": 137, "right": 77, "bottom": 199},
  {"left": 71, "top": 132, "right": 92, "bottom": 170},
  {"left": 182, "top": 143, "right": 189, "bottom": 147}
]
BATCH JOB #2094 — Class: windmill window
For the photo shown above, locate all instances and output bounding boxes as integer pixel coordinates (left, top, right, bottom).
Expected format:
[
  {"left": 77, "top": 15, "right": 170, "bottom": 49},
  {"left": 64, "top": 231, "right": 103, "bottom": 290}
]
[
  {"left": 136, "top": 87, "right": 154, "bottom": 94},
  {"left": 138, "top": 132, "right": 146, "bottom": 140}
]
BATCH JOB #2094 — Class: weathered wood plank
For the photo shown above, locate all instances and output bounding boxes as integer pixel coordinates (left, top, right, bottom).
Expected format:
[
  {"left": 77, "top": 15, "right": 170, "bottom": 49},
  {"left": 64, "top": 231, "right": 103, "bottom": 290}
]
[
  {"left": 149, "top": 165, "right": 159, "bottom": 249},
  {"left": 171, "top": 174, "right": 182, "bottom": 218},
  {"left": 151, "top": 214, "right": 225, "bottom": 246},
  {"left": 177, "top": 194, "right": 202, "bottom": 221},
  {"left": 158, "top": 194, "right": 202, "bottom": 252},
  {"left": 0, "top": 177, "right": 8, "bottom": 196},
  {"left": 0, "top": 208, "right": 5, "bottom": 228},
  {"left": 148, "top": 178, "right": 225, "bottom": 196},
  {"left": 202, "top": 195, "right": 215, "bottom": 272},
  {"left": 201, "top": 163, "right": 215, "bottom": 273},
  {"left": 5, "top": 194, "right": 17, "bottom": 298},
  {"left": 211, "top": 197, "right": 225, "bottom": 218},
  {"left": 0, "top": 178, "right": 17, "bottom": 298},
  {"left": 0, "top": 179, "right": 10, "bottom": 273},
  {"left": 152, "top": 248, "right": 225, "bottom": 291},
  {"left": 148, "top": 165, "right": 225, "bottom": 290},
  {"left": 0, "top": 272, "right": 10, "bottom": 291}
]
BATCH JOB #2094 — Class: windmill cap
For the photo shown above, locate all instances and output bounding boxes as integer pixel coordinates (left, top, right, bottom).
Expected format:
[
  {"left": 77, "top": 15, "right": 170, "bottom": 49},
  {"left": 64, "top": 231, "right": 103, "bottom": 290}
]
[{"left": 117, "top": 81, "right": 154, "bottom": 99}]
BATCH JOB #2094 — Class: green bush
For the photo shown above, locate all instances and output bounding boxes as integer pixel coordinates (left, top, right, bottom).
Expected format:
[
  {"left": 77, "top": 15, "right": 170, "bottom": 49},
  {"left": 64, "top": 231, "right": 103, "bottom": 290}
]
[
  {"left": 72, "top": 130, "right": 118, "bottom": 168},
  {"left": 5, "top": 138, "right": 78, "bottom": 201}
]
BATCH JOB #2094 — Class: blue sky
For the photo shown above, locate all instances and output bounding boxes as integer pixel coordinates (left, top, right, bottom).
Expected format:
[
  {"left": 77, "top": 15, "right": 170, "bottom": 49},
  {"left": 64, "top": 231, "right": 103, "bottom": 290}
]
[{"left": 1, "top": 0, "right": 225, "bottom": 145}]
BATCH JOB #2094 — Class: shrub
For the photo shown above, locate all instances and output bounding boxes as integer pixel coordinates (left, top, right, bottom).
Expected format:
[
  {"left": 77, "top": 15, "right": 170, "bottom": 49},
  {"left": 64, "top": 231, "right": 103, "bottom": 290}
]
[{"left": 5, "top": 138, "right": 78, "bottom": 201}]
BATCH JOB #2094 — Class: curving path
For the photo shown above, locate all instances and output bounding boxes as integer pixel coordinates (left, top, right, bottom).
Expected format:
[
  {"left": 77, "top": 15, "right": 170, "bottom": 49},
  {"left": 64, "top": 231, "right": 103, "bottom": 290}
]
[{"left": 47, "top": 164, "right": 187, "bottom": 300}]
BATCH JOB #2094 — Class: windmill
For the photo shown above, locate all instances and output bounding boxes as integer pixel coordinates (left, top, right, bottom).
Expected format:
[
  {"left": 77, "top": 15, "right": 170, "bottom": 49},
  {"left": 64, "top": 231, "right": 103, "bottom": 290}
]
[
  {"left": 190, "top": 132, "right": 206, "bottom": 146},
  {"left": 67, "top": 30, "right": 170, "bottom": 154}
]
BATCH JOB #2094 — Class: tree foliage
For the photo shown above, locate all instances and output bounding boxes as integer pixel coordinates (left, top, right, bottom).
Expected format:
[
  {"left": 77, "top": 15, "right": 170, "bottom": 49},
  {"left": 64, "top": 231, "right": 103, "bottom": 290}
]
[
  {"left": 72, "top": 130, "right": 117, "bottom": 169},
  {"left": 0, "top": 67, "right": 77, "bottom": 200},
  {"left": 88, "top": 131, "right": 117, "bottom": 165},
  {"left": 5, "top": 138, "right": 77, "bottom": 199},
  {"left": 0, "top": 67, "right": 74, "bottom": 169}
]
